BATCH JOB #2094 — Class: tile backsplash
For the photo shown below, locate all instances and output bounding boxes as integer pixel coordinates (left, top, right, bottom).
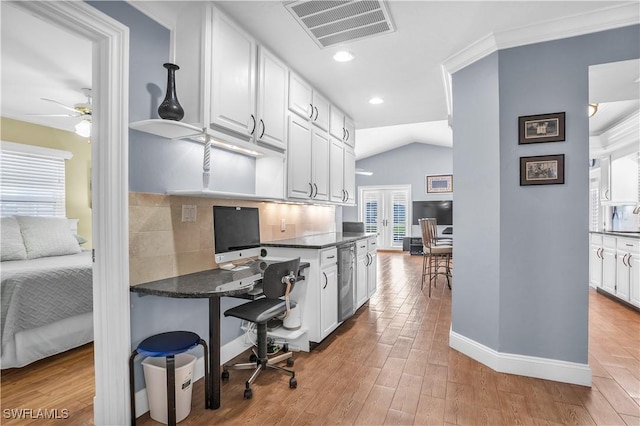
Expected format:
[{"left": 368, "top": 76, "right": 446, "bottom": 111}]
[{"left": 129, "top": 192, "right": 336, "bottom": 285}]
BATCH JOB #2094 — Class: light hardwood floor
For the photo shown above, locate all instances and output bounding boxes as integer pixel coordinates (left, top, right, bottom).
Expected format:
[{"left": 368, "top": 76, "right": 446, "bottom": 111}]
[{"left": 2, "top": 252, "right": 639, "bottom": 425}]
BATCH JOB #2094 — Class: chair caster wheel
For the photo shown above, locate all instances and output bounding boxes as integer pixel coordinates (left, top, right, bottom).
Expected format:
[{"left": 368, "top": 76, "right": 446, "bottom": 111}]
[
  {"left": 244, "top": 388, "right": 253, "bottom": 399},
  {"left": 289, "top": 377, "right": 297, "bottom": 389},
  {"left": 249, "top": 354, "right": 257, "bottom": 363},
  {"left": 221, "top": 370, "right": 229, "bottom": 381},
  {"left": 286, "top": 358, "right": 294, "bottom": 367}
]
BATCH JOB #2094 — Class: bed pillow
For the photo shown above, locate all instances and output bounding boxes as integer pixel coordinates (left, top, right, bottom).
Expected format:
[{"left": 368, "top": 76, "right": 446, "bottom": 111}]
[
  {"left": 1, "top": 216, "right": 27, "bottom": 261},
  {"left": 16, "top": 216, "right": 81, "bottom": 259}
]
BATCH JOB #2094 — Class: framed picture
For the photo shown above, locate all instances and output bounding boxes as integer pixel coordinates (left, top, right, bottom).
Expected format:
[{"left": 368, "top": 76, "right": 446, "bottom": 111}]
[
  {"left": 520, "top": 154, "right": 565, "bottom": 186},
  {"left": 518, "top": 112, "right": 565, "bottom": 144},
  {"left": 426, "top": 174, "right": 453, "bottom": 193}
]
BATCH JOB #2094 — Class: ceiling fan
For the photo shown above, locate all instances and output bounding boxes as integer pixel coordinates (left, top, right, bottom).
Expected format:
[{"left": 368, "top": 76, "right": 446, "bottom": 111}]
[{"left": 35, "top": 88, "right": 92, "bottom": 137}]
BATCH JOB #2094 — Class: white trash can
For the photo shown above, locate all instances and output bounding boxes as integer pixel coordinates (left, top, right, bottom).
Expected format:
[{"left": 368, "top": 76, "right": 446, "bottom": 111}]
[{"left": 142, "top": 353, "right": 196, "bottom": 424}]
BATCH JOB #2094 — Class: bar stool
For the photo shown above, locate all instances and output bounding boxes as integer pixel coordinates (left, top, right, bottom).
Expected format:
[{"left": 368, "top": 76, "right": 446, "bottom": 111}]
[{"left": 129, "top": 331, "right": 209, "bottom": 426}]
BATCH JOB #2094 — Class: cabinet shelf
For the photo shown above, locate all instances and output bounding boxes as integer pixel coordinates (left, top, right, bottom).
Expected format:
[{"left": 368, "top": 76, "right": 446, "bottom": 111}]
[
  {"left": 167, "top": 188, "right": 285, "bottom": 202},
  {"left": 129, "top": 119, "right": 203, "bottom": 140}
]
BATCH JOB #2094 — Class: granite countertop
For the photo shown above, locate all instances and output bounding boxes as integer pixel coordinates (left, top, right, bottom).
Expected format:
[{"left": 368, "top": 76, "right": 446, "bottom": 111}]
[
  {"left": 131, "top": 259, "right": 309, "bottom": 298},
  {"left": 590, "top": 231, "right": 640, "bottom": 239},
  {"left": 262, "top": 232, "right": 376, "bottom": 249}
]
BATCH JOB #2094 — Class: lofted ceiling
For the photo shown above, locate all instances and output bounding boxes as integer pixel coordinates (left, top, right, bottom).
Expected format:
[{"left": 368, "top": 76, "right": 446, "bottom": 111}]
[{"left": 1, "top": 1, "right": 638, "bottom": 160}]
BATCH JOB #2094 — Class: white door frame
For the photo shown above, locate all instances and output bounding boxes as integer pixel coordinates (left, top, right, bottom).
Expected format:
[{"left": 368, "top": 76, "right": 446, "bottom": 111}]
[
  {"left": 12, "top": 2, "right": 131, "bottom": 424},
  {"left": 358, "top": 184, "right": 412, "bottom": 250}
]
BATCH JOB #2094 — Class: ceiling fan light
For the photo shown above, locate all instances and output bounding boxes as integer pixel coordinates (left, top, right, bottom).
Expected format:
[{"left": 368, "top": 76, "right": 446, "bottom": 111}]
[
  {"left": 75, "top": 119, "right": 91, "bottom": 137},
  {"left": 369, "top": 97, "right": 384, "bottom": 105},
  {"left": 588, "top": 103, "right": 598, "bottom": 118}
]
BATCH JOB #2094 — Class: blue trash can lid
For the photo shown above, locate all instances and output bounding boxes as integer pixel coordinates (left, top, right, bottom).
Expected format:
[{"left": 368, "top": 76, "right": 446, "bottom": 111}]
[{"left": 137, "top": 331, "right": 201, "bottom": 357}]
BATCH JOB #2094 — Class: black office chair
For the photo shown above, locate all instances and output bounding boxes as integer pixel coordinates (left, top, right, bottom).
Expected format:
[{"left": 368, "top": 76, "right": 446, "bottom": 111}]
[{"left": 221, "top": 258, "right": 300, "bottom": 399}]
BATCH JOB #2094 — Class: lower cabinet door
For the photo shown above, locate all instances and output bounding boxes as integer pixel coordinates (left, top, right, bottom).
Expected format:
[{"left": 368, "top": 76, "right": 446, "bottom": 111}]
[{"left": 320, "top": 264, "right": 338, "bottom": 339}]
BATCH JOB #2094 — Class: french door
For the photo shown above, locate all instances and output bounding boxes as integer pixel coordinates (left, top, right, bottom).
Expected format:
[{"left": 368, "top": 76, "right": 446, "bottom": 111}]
[{"left": 359, "top": 185, "right": 411, "bottom": 250}]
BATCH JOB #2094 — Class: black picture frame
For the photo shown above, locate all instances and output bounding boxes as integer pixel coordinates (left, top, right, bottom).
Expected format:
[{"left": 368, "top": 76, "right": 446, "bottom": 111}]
[
  {"left": 518, "top": 112, "right": 565, "bottom": 144},
  {"left": 520, "top": 154, "right": 565, "bottom": 186}
]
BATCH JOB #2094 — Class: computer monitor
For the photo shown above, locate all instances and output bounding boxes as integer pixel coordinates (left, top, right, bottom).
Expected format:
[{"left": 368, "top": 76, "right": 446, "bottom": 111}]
[{"left": 213, "top": 206, "right": 261, "bottom": 268}]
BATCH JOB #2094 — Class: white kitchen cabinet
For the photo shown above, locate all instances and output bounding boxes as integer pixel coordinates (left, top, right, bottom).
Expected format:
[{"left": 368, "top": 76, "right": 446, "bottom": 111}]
[
  {"left": 599, "top": 156, "right": 611, "bottom": 202},
  {"left": 611, "top": 151, "right": 639, "bottom": 204},
  {"left": 288, "top": 71, "right": 329, "bottom": 131},
  {"left": 602, "top": 236, "right": 617, "bottom": 294},
  {"left": 209, "top": 8, "right": 257, "bottom": 138},
  {"left": 287, "top": 115, "right": 329, "bottom": 201},
  {"left": 355, "top": 239, "right": 369, "bottom": 309},
  {"left": 329, "top": 105, "right": 344, "bottom": 140},
  {"left": 630, "top": 243, "right": 640, "bottom": 307},
  {"left": 343, "top": 146, "right": 356, "bottom": 204},
  {"left": 320, "top": 257, "right": 339, "bottom": 339},
  {"left": 288, "top": 72, "right": 312, "bottom": 121},
  {"left": 367, "top": 237, "right": 378, "bottom": 297},
  {"left": 344, "top": 116, "right": 355, "bottom": 148},
  {"left": 617, "top": 238, "right": 639, "bottom": 306},
  {"left": 311, "top": 128, "right": 330, "bottom": 201},
  {"left": 330, "top": 106, "right": 355, "bottom": 148},
  {"left": 589, "top": 234, "right": 603, "bottom": 288},
  {"left": 329, "top": 137, "right": 345, "bottom": 203},
  {"left": 256, "top": 46, "right": 288, "bottom": 150}
]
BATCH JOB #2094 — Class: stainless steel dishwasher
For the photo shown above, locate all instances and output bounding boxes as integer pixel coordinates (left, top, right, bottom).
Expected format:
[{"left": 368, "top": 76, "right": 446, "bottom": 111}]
[{"left": 337, "top": 242, "right": 356, "bottom": 322}]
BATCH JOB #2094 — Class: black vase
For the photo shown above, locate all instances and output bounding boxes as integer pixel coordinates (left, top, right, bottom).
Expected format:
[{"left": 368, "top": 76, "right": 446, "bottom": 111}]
[{"left": 158, "top": 63, "right": 184, "bottom": 121}]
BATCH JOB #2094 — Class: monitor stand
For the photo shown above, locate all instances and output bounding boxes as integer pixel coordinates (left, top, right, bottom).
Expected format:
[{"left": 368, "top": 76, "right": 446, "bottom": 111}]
[{"left": 219, "top": 263, "right": 236, "bottom": 271}]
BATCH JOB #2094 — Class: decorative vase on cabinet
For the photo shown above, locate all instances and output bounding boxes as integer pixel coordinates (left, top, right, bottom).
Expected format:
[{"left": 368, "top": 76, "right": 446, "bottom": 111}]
[{"left": 158, "top": 63, "right": 184, "bottom": 121}]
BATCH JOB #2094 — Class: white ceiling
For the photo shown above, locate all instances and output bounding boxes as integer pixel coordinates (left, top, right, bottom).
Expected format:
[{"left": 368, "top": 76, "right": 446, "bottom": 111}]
[
  {"left": 1, "top": 3, "right": 92, "bottom": 133},
  {"left": 1, "top": 1, "right": 638, "bottom": 160}
]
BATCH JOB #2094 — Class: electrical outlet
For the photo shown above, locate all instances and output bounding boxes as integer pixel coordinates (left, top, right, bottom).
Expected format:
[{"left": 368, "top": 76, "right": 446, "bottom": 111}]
[{"left": 181, "top": 205, "right": 197, "bottom": 222}]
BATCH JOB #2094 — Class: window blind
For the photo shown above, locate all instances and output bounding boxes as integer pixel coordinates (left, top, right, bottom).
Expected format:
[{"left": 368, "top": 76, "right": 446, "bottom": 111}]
[
  {"left": 391, "top": 190, "right": 408, "bottom": 244},
  {"left": 1, "top": 143, "right": 70, "bottom": 217}
]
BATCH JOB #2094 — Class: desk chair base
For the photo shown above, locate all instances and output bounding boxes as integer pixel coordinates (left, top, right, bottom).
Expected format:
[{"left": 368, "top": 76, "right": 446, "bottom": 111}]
[{"left": 221, "top": 323, "right": 297, "bottom": 399}]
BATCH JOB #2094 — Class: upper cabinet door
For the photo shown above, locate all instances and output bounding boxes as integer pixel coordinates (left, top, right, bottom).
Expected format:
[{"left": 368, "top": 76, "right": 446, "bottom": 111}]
[
  {"left": 210, "top": 9, "right": 257, "bottom": 138},
  {"left": 344, "top": 116, "right": 355, "bottom": 148},
  {"left": 257, "top": 47, "right": 287, "bottom": 150},
  {"left": 311, "top": 91, "right": 330, "bottom": 131},
  {"left": 287, "top": 115, "right": 313, "bottom": 199},
  {"left": 343, "top": 146, "right": 356, "bottom": 204},
  {"left": 329, "top": 106, "right": 344, "bottom": 140},
  {"left": 288, "top": 72, "right": 313, "bottom": 120}
]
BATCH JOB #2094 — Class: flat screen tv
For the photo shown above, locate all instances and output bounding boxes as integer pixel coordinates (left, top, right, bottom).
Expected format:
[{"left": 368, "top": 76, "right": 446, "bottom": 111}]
[
  {"left": 412, "top": 201, "right": 453, "bottom": 225},
  {"left": 213, "top": 206, "right": 261, "bottom": 267}
]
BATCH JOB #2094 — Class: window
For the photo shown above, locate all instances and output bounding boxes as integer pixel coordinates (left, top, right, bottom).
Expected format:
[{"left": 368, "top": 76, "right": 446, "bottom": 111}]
[{"left": 1, "top": 141, "right": 72, "bottom": 217}]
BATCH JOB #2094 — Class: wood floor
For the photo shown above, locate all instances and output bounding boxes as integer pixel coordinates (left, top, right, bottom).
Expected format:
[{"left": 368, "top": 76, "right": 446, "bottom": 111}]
[{"left": 2, "top": 252, "right": 639, "bottom": 425}]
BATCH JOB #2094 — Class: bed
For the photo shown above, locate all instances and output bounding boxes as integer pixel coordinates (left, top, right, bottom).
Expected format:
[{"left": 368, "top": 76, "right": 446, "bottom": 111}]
[{"left": 1, "top": 216, "right": 93, "bottom": 369}]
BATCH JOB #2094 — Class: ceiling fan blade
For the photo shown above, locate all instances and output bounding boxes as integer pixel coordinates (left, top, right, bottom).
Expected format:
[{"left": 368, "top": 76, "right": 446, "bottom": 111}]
[
  {"left": 40, "top": 97, "right": 79, "bottom": 113},
  {"left": 25, "top": 113, "right": 79, "bottom": 117}
]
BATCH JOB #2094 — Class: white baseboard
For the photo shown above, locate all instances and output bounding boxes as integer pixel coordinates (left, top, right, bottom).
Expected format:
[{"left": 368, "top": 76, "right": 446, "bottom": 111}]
[
  {"left": 134, "top": 334, "right": 253, "bottom": 417},
  {"left": 449, "top": 330, "right": 592, "bottom": 387}
]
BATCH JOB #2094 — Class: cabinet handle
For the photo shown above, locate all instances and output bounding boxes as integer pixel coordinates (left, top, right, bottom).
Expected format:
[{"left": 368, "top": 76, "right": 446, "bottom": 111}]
[
  {"left": 314, "top": 106, "right": 319, "bottom": 122},
  {"left": 309, "top": 104, "right": 314, "bottom": 119},
  {"left": 313, "top": 183, "right": 318, "bottom": 198},
  {"left": 250, "top": 114, "right": 256, "bottom": 135},
  {"left": 308, "top": 182, "right": 313, "bottom": 198},
  {"left": 622, "top": 253, "right": 628, "bottom": 267},
  {"left": 327, "top": 255, "right": 335, "bottom": 259},
  {"left": 322, "top": 272, "right": 328, "bottom": 289},
  {"left": 344, "top": 190, "right": 349, "bottom": 202},
  {"left": 343, "top": 128, "right": 346, "bottom": 140},
  {"left": 343, "top": 190, "right": 347, "bottom": 202},
  {"left": 259, "top": 119, "right": 265, "bottom": 139},
  {"left": 346, "top": 129, "right": 350, "bottom": 141},
  {"left": 605, "top": 189, "right": 610, "bottom": 200},
  {"left": 628, "top": 254, "right": 632, "bottom": 267},
  {"left": 597, "top": 247, "right": 603, "bottom": 259}
]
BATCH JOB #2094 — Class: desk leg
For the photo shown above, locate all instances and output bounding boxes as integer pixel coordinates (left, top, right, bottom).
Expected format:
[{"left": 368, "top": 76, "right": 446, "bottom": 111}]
[{"left": 209, "top": 297, "right": 220, "bottom": 409}]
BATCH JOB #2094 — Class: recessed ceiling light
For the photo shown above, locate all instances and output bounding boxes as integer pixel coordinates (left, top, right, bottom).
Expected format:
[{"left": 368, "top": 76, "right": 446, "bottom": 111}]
[
  {"left": 369, "top": 97, "right": 384, "bottom": 105},
  {"left": 333, "top": 51, "right": 354, "bottom": 62}
]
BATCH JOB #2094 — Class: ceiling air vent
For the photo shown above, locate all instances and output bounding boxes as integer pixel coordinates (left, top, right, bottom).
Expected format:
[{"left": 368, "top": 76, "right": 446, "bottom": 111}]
[{"left": 285, "top": 0, "right": 395, "bottom": 48}]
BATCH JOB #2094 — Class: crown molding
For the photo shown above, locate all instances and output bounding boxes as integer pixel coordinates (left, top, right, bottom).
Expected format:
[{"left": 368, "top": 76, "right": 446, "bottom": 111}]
[{"left": 443, "top": 3, "right": 639, "bottom": 75}]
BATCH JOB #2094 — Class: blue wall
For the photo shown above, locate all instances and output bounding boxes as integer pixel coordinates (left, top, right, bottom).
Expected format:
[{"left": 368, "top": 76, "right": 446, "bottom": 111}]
[
  {"left": 452, "top": 25, "right": 640, "bottom": 366},
  {"left": 343, "top": 142, "right": 453, "bottom": 224}
]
